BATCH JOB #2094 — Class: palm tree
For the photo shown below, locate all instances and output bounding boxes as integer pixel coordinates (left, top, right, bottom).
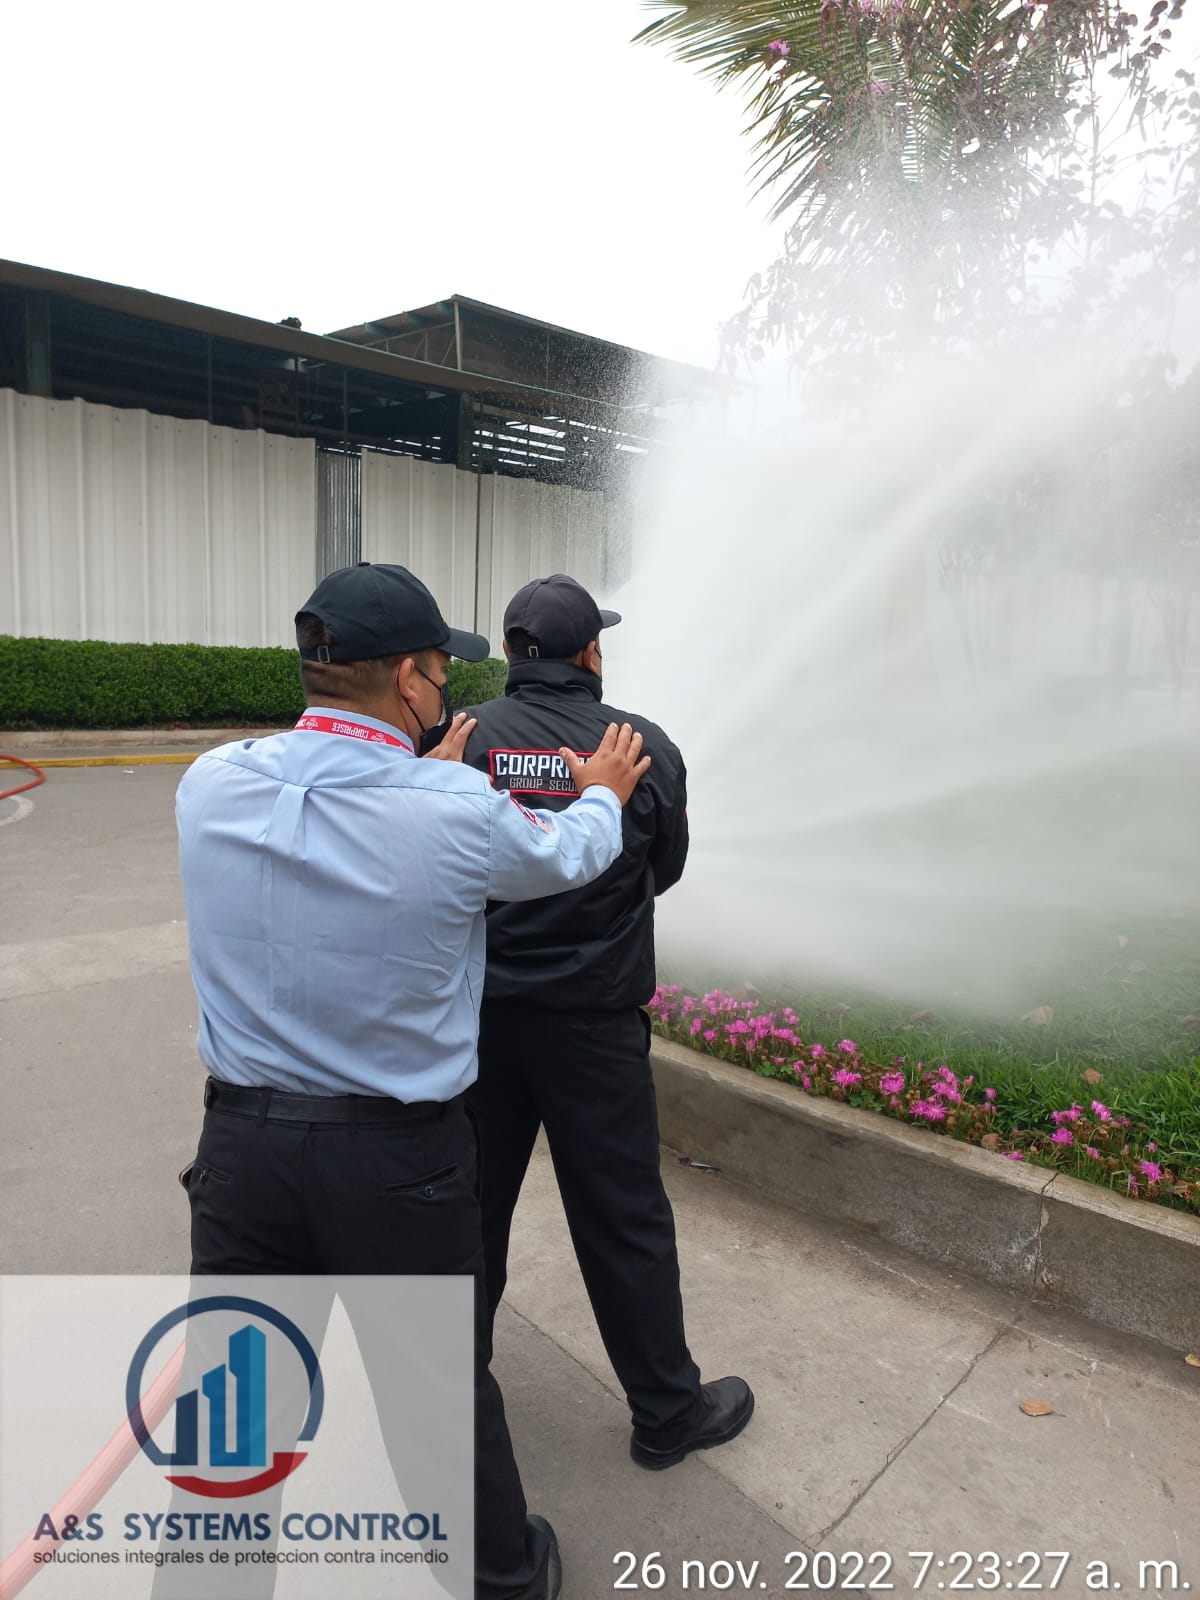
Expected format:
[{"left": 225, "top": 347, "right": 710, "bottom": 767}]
[{"left": 637, "top": 1, "right": 1184, "bottom": 365}]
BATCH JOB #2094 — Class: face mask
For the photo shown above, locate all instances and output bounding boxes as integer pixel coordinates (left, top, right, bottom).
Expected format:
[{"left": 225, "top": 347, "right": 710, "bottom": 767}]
[{"left": 413, "top": 664, "right": 453, "bottom": 754}]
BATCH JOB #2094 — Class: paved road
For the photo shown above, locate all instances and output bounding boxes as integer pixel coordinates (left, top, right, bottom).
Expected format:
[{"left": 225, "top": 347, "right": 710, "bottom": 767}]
[{"left": 1, "top": 765, "right": 1197, "bottom": 1598}]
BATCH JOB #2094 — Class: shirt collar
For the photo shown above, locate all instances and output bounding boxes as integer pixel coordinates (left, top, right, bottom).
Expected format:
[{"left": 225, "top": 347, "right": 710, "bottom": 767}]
[{"left": 303, "top": 706, "right": 415, "bottom": 754}]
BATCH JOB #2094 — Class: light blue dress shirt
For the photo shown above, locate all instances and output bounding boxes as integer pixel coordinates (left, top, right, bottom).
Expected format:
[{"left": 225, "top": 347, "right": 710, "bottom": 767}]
[{"left": 176, "top": 708, "right": 623, "bottom": 1101}]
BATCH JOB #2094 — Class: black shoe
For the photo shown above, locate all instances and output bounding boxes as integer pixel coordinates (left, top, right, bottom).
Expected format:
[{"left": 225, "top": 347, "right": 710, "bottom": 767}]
[
  {"left": 525, "top": 1514, "right": 562, "bottom": 1600},
  {"left": 630, "top": 1377, "right": 755, "bottom": 1471}
]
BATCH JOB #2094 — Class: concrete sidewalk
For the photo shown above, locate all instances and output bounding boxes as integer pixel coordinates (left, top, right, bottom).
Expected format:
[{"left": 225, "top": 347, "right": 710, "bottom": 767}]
[
  {"left": 1, "top": 726, "right": 283, "bottom": 749},
  {"left": 1, "top": 762, "right": 1197, "bottom": 1598},
  {"left": 0, "top": 726, "right": 281, "bottom": 769}
]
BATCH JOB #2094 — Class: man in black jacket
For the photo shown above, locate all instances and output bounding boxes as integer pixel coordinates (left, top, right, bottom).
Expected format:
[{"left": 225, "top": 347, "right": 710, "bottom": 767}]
[{"left": 464, "top": 574, "right": 754, "bottom": 1471}]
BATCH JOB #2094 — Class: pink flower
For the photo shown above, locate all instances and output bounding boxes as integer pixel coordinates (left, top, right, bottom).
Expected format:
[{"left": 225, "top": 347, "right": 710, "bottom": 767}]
[
  {"left": 1146, "top": 1142, "right": 1157, "bottom": 1152},
  {"left": 984, "top": 1087, "right": 997, "bottom": 1102},
  {"left": 1051, "top": 1129, "right": 1074, "bottom": 1146},
  {"left": 1003, "top": 1150, "right": 1025, "bottom": 1161},
  {"left": 831, "top": 1068, "right": 862, "bottom": 1089},
  {"left": 880, "top": 1071, "right": 905, "bottom": 1095},
  {"left": 910, "top": 1099, "right": 947, "bottom": 1123},
  {"left": 767, "top": 38, "right": 790, "bottom": 56},
  {"left": 1051, "top": 1105, "right": 1081, "bottom": 1126},
  {"left": 1085, "top": 1146, "right": 1101, "bottom": 1159},
  {"left": 800, "top": 1075, "right": 813, "bottom": 1091},
  {"left": 690, "top": 1018, "right": 701, "bottom": 1036},
  {"left": 1138, "top": 1161, "right": 1163, "bottom": 1183},
  {"left": 837, "top": 1039, "right": 858, "bottom": 1055},
  {"left": 810, "top": 1043, "right": 827, "bottom": 1059},
  {"left": 1127, "top": 1176, "right": 1140, "bottom": 1196},
  {"left": 703, "top": 1029, "right": 716, "bottom": 1042},
  {"left": 1091, "top": 1101, "right": 1112, "bottom": 1122}
]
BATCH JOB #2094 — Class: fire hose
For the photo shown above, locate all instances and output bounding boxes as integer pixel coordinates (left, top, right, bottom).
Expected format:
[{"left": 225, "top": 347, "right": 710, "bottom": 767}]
[
  {"left": 0, "top": 1345, "right": 185, "bottom": 1599},
  {"left": 0, "top": 754, "right": 45, "bottom": 802}
]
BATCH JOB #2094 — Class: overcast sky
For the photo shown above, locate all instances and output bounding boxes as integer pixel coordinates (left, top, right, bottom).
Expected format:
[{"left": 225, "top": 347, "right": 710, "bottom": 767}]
[{"left": 3, "top": 1, "right": 784, "bottom": 367}]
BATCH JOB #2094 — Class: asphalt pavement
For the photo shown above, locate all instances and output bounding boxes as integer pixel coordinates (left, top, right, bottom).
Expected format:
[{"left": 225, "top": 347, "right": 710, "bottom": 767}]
[{"left": 1, "top": 764, "right": 1197, "bottom": 1599}]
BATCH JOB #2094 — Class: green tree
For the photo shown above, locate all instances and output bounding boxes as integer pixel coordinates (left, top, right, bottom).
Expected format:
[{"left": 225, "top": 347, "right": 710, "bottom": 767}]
[{"left": 638, "top": 1, "right": 1192, "bottom": 384}]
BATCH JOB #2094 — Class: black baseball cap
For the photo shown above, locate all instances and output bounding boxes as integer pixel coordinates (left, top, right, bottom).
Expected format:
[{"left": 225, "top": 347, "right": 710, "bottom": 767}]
[
  {"left": 503, "top": 574, "right": 621, "bottom": 660},
  {"left": 296, "top": 562, "right": 490, "bottom": 663}
]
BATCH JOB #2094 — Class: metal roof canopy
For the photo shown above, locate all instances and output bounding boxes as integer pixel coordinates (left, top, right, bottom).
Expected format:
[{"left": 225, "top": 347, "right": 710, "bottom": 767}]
[
  {"left": 329, "top": 294, "right": 721, "bottom": 406},
  {"left": 0, "top": 261, "right": 722, "bottom": 486}
]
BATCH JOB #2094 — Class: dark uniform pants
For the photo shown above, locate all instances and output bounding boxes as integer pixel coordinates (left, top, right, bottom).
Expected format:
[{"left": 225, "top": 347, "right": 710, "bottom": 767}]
[
  {"left": 159, "top": 1086, "right": 549, "bottom": 1600},
  {"left": 469, "top": 1001, "right": 702, "bottom": 1439}
]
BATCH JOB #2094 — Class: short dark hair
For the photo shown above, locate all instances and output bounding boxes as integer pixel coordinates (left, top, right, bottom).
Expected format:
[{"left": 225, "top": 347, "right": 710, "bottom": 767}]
[{"left": 296, "top": 613, "right": 432, "bottom": 700}]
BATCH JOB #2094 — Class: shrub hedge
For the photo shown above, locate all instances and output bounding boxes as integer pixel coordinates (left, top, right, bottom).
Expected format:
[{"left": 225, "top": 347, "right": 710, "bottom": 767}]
[{"left": 0, "top": 636, "right": 508, "bottom": 729}]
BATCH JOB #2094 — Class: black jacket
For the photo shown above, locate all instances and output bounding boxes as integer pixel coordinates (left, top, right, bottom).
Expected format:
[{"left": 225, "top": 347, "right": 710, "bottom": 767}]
[{"left": 464, "top": 660, "right": 688, "bottom": 1010}]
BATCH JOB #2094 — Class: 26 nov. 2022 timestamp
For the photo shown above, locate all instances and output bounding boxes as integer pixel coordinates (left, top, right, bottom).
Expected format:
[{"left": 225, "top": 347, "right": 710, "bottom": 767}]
[{"left": 611, "top": 1548, "right": 1194, "bottom": 1592}]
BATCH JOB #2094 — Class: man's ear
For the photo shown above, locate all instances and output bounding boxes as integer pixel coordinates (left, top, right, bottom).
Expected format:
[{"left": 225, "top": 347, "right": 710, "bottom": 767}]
[
  {"left": 502, "top": 640, "right": 511, "bottom": 661},
  {"left": 396, "top": 656, "right": 418, "bottom": 703},
  {"left": 582, "top": 639, "right": 603, "bottom": 676}
]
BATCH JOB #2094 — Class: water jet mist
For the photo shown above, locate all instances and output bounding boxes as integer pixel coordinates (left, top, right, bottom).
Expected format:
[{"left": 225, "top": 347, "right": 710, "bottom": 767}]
[{"left": 605, "top": 324, "right": 1199, "bottom": 1025}]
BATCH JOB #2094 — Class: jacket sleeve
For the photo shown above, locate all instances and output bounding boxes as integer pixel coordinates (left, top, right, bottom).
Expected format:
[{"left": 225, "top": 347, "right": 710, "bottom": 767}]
[
  {"left": 648, "top": 751, "right": 688, "bottom": 896},
  {"left": 485, "top": 784, "right": 624, "bottom": 903}
]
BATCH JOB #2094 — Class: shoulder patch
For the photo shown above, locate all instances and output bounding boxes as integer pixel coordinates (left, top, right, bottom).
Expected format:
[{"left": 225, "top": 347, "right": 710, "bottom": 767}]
[{"left": 508, "top": 795, "right": 555, "bottom": 833}]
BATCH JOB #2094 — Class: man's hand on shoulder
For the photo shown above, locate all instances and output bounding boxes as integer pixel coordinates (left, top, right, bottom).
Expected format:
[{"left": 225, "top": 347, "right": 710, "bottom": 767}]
[
  {"left": 422, "top": 713, "right": 477, "bottom": 762},
  {"left": 561, "top": 722, "right": 650, "bottom": 807}
]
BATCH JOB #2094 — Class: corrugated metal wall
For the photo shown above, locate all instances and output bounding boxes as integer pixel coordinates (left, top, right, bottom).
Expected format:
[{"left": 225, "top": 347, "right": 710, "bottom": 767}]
[
  {"left": 1, "top": 389, "right": 615, "bottom": 656},
  {"left": 361, "top": 451, "right": 610, "bottom": 652},
  {"left": 1, "top": 389, "right": 315, "bottom": 646},
  {"left": 477, "top": 475, "right": 607, "bottom": 650},
  {"left": 360, "top": 452, "right": 482, "bottom": 636},
  {"left": 316, "top": 447, "right": 361, "bottom": 578}
]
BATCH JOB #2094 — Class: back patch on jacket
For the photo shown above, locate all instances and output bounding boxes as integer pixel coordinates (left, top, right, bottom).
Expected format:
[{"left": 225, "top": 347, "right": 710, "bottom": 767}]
[{"left": 488, "top": 748, "right": 593, "bottom": 797}]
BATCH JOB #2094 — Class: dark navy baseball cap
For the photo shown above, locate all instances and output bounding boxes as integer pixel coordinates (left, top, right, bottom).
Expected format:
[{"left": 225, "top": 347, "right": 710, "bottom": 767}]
[
  {"left": 503, "top": 574, "right": 621, "bottom": 660},
  {"left": 297, "top": 562, "right": 490, "bottom": 663}
]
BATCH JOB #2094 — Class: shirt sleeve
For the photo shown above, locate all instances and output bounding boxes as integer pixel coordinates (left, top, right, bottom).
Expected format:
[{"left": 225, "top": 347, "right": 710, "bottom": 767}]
[{"left": 485, "top": 785, "right": 623, "bottom": 903}]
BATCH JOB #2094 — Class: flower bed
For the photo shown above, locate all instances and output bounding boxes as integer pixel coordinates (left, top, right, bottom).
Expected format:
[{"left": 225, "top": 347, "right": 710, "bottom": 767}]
[{"left": 648, "top": 985, "right": 1200, "bottom": 1216}]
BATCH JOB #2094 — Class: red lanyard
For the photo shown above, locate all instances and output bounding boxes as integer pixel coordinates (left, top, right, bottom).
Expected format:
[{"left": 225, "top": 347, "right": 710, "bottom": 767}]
[{"left": 293, "top": 713, "right": 411, "bottom": 750}]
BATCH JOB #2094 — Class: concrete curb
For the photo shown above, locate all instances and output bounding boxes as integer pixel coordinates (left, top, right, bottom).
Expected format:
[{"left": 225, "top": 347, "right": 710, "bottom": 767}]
[
  {"left": 5, "top": 754, "right": 200, "bottom": 768},
  {"left": 650, "top": 1037, "right": 1200, "bottom": 1353},
  {"left": 0, "top": 727, "right": 285, "bottom": 750}
]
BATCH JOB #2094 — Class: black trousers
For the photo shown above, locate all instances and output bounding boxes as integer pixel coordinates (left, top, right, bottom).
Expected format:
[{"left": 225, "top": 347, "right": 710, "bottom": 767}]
[
  {"left": 468, "top": 1001, "right": 702, "bottom": 1439},
  {"left": 172, "top": 1087, "right": 549, "bottom": 1600}
]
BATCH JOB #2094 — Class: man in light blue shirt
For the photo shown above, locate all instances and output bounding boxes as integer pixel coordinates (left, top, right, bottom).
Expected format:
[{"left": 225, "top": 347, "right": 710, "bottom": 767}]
[{"left": 174, "top": 561, "right": 651, "bottom": 1600}]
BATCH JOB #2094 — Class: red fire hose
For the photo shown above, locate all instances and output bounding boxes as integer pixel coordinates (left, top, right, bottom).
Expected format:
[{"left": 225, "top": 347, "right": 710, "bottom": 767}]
[
  {"left": 0, "top": 1344, "right": 185, "bottom": 1599},
  {"left": 0, "top": 755, "right": 45, "bottom": 802}
]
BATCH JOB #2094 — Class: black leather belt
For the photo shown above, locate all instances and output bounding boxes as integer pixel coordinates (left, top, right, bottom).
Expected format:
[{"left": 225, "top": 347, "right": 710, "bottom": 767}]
[{"left": 204, "top": 1077, "right": 450, "bottom": 1125}]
